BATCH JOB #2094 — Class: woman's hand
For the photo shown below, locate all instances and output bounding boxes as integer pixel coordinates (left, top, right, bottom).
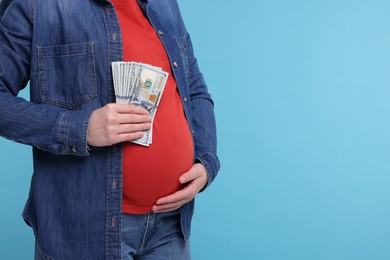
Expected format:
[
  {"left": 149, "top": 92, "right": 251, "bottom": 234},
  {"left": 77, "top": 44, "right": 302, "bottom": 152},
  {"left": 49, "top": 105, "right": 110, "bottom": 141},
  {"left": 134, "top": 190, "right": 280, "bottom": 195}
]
[{"left": 87, "top": 103, "right": 152, "bottom": 147}]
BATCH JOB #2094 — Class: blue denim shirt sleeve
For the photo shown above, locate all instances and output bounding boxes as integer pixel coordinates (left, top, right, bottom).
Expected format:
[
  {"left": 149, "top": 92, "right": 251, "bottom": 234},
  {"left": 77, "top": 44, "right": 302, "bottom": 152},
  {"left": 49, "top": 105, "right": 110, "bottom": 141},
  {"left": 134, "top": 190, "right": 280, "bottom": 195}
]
[
  {"left": 186, "top": 34, "right": 220, "bottom": 189},
  {"left": 0, "top": 0, "right": 90, "bottom": 156}
]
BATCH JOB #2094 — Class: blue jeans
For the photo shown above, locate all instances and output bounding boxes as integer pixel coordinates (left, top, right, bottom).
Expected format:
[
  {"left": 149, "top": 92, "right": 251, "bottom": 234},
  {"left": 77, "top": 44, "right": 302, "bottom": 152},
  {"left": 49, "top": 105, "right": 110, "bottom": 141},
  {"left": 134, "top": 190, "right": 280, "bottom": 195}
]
[
  {"left": 121, "top": 209, "right": 190, "bottom": 260},
  {"left": 35, "top": 209, "right": 190, "bottom": 260}
]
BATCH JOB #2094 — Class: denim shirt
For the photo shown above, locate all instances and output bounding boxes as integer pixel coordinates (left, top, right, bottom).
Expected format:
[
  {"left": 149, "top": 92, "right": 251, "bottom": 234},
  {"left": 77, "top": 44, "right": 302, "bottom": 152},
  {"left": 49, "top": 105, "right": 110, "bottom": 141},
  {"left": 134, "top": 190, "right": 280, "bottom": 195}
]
[{"left": 0, "top": 0, "right": 220, "bottom": 258}]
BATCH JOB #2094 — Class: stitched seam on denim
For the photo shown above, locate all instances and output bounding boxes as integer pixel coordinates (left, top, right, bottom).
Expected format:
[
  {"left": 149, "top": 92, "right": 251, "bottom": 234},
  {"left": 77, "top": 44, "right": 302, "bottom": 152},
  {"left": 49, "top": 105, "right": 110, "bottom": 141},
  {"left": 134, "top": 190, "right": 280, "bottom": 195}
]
[
  {"left": 196, "top": 154, "right": 213, "bottom": 190},
  {"left": 89, "top": 43, "right": 98, "bottom": 100},
  {"left": 58, "top": 111, "right": 70, "bottom": 154},
  {"left": 81, "top": 111, "right": 91, "bottom": 156},
  {"left": 175, "top": 35, "right": 190, "bottom": 77},
  {"left": 35, "top": 240, "right": 55, "bottom": 260},
  {"left": 38, "top": 52, "right": 93, "bottom": 58},
  {"left": 103, "top": 5, "right": 112, "bottom": 257},
  {"left": 37, "top": 43, "right": 97, "bottom": 109},
  {"left": 28, "top": 0, "right": 34, "bottom": 24},
  {"left": 40, "top": 94, "right": 97, "bottom": 109},
  {"left": 103, "top": 3, "right": 123, "bottom": 258},
  {"left": 138, "top": 213, "right": 151, "bottom": 253},
  {"left": 37, "top": 42, "right": 94, "bottom": 55}
]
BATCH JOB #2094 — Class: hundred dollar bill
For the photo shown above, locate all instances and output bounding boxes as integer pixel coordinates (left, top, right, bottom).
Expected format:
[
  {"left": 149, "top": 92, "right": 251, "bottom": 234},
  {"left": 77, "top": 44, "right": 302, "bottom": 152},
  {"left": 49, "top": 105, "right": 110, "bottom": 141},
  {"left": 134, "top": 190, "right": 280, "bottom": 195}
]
[
  {"left": 131, "top": 64, "right": 168, "bottom": 146},
  {"left": 112, "top": 62, "right": 132, "bottom": 104},
  {"left": 111, "top": 61, "right": 169, "bottom": 146}
]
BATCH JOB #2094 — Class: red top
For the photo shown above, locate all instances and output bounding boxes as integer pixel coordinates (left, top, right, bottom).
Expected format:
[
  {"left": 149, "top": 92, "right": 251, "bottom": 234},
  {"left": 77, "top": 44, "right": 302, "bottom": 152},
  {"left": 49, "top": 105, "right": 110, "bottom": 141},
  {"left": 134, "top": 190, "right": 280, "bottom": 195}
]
[{"left": 111, "top": 0, "right": 194, "bottom": 214}]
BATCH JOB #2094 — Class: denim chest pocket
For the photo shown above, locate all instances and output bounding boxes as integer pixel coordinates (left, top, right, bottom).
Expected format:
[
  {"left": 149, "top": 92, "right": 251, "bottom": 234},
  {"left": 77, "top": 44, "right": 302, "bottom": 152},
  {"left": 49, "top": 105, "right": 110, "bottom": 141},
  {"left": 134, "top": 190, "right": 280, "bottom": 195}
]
[
  {"left": 175, "top": 35, "right": 190, "bottom": 77},
  {"left": 37, "top": 42, "right": 97, "bottom": 109}
]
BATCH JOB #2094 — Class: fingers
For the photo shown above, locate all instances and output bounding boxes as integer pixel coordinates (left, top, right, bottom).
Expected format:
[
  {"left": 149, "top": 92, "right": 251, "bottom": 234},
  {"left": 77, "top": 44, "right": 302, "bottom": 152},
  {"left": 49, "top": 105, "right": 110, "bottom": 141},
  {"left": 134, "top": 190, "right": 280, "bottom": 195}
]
[
  {"left": 116, "top": 113, "right": 152, "bottom": 125},
  {"left": 153, "top": 188, "right": 194, "bottom": 213},
  {"left": 87, "top": 103, "right": 153, "bottom": 147},
  {"left": 156, "top": 187, "right": 195, "bottom": 205},
  {"left": 111, "top": 103, "right": 149, "bottom": 115},
  {"left": 104, "top": 104, "right": 152, "bottom": 124},
  {"left": 152, "top": 199, "right": 188, "bottom": 213},
  {"left": 116, "top": 122, "right": 151, "bottom": 134},
  {"left": 152, "top": 164, "right": 209, "bottom": 213},
  {"left": 179, "top": 165, "right": 202, "bottom": 184},
  {"left": 115, "top": 131, "right": 146, "bottom": 143},
  {"left": 179, "top": 163, "right": 207, "bottom": 184}
]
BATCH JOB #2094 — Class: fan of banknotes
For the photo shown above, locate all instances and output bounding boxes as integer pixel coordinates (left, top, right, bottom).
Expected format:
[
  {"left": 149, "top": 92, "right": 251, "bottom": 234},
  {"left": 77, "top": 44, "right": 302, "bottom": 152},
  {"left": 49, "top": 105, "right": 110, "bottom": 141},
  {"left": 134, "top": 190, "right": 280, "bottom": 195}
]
[{"left": 112, "top": 61, "right": 169, "bottom": 146}]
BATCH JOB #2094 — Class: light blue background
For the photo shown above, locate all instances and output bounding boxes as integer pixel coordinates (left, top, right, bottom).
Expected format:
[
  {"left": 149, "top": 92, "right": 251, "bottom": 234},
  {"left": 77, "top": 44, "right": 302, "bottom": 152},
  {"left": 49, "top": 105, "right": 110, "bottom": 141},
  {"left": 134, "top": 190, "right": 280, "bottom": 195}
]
[{"left": 1, "top": 0, "right": 390, "bottom": 259}]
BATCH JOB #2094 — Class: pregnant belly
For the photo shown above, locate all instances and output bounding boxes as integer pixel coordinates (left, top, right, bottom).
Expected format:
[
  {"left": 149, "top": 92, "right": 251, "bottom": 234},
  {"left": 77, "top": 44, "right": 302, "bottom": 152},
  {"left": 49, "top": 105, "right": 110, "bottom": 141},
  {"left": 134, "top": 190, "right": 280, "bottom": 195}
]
[{"left": 122, "top": 122, "right": 194, "bottom": 214}]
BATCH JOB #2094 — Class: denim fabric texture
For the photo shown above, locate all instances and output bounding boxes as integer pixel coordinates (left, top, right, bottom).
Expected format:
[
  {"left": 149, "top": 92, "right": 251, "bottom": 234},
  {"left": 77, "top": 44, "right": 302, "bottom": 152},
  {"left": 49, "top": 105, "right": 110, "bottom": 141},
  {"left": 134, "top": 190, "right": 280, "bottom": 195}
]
[
  {"left": 121, "top": 210, "right": 190, "bottom": 260},
  {"left": 0, "top": 0, "right": 220, "bottom": 259},
  {"left": 35, "top": 210, "right": 190, "bottom": 260}
]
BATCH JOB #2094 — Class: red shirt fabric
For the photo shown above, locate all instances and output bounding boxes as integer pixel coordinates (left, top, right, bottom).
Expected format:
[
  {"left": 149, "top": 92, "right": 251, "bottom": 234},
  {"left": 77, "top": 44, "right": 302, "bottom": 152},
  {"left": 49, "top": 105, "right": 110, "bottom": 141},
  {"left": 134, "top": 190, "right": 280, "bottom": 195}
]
[{"left": 111, "top": 0, "right": 194, "bottom": 214}]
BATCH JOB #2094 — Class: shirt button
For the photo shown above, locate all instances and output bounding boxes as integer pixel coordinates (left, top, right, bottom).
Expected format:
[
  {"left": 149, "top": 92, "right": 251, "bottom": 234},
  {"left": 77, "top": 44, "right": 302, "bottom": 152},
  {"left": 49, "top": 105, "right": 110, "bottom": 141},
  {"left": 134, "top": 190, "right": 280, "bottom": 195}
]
[
  {"left": 112, "top": 33, "right": 117, "bottom": 41},
  {"left": 112, "top": 216, "right": 116, "bottom": 227},
  {"left": 71, "top": 145, "right": 78, "bottom": 153},
  {"left": 173, "top": 62, "right": 178, "bottom": 68},
  {"left": 112, "top": 180, "right": 117, "bottom": 190},
  {"left": 158, "top": 30, "right": 164, "bottom": 36},
  {"left": 191, "top": 130, "right": 195, "bottom": 135},
  {"left": 183, "top": 96, "right": 187, "bottom": 102}
]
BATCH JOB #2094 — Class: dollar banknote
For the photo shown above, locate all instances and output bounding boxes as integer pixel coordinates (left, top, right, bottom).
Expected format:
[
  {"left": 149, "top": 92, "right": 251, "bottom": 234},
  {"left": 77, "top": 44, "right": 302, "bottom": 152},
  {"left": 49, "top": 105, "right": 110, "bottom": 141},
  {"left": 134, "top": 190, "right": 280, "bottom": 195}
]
[{"left": 112, "top": 61, "right": 169, "bottom": 146}]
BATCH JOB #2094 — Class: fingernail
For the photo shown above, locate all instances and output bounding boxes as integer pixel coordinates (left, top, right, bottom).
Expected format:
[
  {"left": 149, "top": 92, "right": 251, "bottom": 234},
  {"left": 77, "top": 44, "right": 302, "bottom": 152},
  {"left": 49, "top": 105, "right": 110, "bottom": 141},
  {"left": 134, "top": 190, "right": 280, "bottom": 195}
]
[{"left": 180, "top": 177, "right": 185, "bottom": 183}]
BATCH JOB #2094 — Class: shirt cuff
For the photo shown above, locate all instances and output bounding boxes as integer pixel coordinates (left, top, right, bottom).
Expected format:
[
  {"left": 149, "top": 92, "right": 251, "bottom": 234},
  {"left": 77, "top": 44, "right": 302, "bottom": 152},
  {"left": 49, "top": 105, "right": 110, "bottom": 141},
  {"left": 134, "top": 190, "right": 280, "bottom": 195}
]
[
  {"left": 195, "top": 152, "right": 220, "bottom": 192},
  {"left": 58, "top": 109, "right": 92, "bottom": 156}
]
